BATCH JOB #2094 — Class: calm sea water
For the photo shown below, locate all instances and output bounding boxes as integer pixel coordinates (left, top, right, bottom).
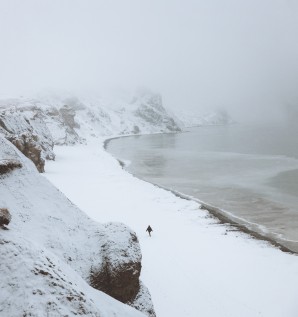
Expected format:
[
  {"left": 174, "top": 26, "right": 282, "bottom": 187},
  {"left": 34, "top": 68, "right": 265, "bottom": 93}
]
[{"left": 106, "top": 124, "right": 298, "bottom": 252}]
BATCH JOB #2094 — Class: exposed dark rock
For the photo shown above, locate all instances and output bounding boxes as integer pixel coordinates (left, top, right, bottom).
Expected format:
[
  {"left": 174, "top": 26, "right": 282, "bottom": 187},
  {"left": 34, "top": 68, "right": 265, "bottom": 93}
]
[
  {"left": 0, "top": 107, "right": 55, "bottom": 170},
  {"left": 7, "top": 133, "right": 45, "bottom": 172},
  {"left": 90, "top": 261, "right": 141, "bottom": 303},
  {"left": 0, "top": 122, "right": 155, "bottom": 317},
  {"left": 0, "top": 159, "right": 22, "bottom": 174},
  {"left": 0, "top": 208, "right": 11, "bottom": 226},
  {"left": 90, "top": 224, "right": 143, "bottom": 304}
]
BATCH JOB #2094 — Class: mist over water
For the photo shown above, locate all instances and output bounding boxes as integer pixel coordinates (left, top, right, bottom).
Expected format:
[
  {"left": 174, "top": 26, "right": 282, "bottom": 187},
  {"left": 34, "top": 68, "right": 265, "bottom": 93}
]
[{"left": 0, "top": 0, "right": 298, "bottom": 123}]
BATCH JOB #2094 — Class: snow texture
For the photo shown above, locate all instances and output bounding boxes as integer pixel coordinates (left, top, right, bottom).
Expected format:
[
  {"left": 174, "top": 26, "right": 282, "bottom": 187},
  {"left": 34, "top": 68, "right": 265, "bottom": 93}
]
[
  {"left": 44, "top": 141, "right": 298, "bottom": 317},
  {"left": 0, "top": 89, "right": 225, "bottom": 172},
  {"left": 0, "top": 135, "right": 150, "bottom": 317},
  {"left": 2, "top": 89, "right": 293, "bottom": 317}
]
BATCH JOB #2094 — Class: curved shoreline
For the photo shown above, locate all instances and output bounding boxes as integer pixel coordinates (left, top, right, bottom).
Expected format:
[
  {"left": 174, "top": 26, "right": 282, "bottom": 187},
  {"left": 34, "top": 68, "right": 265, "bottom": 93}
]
[{"left": 104, "top": 135, "right": 297, "bottom": 255}]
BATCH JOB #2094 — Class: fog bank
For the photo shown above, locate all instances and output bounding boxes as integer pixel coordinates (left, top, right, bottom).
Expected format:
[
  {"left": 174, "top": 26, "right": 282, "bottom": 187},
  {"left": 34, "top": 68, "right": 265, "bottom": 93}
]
[{"left": 0, "top": 0, "right": 298, "bottom": 122}]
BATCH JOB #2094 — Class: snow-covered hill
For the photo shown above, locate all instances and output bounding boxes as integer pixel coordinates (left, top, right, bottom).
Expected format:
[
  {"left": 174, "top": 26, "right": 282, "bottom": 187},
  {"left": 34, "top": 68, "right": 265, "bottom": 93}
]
[
  {"left": 0, "top": 90, "right": 185, "bottom": 172},
  {"left": 0, "top": 135, "right": 154, "bottom": 316},
  {"left": 0, "top": 90, "right": 234, "bottom": 173},
  {"left": 0, "top": 89, "right": 236, "bottom": 316}
]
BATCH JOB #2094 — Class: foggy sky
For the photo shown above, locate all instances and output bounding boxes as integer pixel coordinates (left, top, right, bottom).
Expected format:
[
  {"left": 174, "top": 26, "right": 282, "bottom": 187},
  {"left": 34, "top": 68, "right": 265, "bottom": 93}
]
[{"left": 0, "top": 0, "right": 298, "bottom": 122}]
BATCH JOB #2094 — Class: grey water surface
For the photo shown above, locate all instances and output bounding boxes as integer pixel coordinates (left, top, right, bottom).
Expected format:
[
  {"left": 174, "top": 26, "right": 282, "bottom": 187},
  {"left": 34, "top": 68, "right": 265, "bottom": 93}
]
[{"left": 106, "top": 124, "right": 298, "bottom": 252}]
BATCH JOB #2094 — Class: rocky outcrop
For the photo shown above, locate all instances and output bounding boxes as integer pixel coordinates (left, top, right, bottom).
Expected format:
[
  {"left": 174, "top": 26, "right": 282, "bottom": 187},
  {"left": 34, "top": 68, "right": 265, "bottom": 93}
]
[
  {"left": 90, "top": 223, "right": 141, "bottom": 303},
  {"left": 88, "top": 224, "right": 155, "bottom": 317},
  {"left": 0, "top": 135, "right": 155, "bottom": 316},
  {"left": 0, "top": 237, "right": 145, "bottom": 317},
  {"left": 0, "top": 91, "right": 184, "bottom": 153},
  {"left": 0, "top": 90, "right": 185, "bottom": 174},
  {"left": 0, "top": 106, "right": 55, "bottom": 172},
  {"left": 43, "top": 104, "right": 83, "bottom": 146},
  {"left": 0, "top": 208, "right": 11, "bottom": 226},
  {"left": 0, "top": 102, "right": 81, "bottom": 171},
  {"left": 133, "top": 90, "right": 182, "bottom": 132},
  {"left": 0, "top": 159, "right": 22, "bottom": 174},
  {"left": 7, "top": 133, "right": 45, "bottom": 172},
  {"left": 55, "top": 105, "right": 81, "bottom": 145},
  {"left": 59, "top": 105, "right": 80, "bottom": 129}
]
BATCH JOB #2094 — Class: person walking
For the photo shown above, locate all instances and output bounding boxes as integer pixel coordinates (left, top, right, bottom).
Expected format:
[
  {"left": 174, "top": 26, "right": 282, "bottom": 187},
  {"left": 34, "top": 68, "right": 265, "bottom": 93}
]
[{"left": 146, "top": 225, "right": 153, "bottom": 237}]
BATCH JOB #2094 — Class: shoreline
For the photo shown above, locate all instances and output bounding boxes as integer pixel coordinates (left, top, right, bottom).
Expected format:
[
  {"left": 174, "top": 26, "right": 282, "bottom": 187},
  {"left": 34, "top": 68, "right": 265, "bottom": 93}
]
[
  {"left": 104, "top": 135, "right": 297, "bottom": 256},
  {"left": 44, "top": 138, "right": 298, "bottom": 317}
]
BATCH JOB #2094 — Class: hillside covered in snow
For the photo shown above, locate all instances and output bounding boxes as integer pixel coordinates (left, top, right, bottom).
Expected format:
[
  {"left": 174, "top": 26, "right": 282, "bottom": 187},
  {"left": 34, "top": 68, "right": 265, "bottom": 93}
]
[
  {"left": 0, "top": 90, "right": 179, "bottom": 316},
  {"left": 0, "top": 89, "right": 236, "bottom": 316},
  {"left": 0, "top": 133, "right": 156, "bottom": 316},
  {"left": 0, "top": 90, "right": 233, "bottom": 173}
]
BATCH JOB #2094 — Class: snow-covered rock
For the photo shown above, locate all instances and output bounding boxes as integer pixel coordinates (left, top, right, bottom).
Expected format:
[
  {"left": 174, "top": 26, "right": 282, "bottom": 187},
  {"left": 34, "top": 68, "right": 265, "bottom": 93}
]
[
  {"left": 0, "top": 135, "right": 154, "bottom": 316},
  {"left": 0, "top": 90, "right": 179, "bottom": 314},
  {"left": 0, "top": 89, "right": 235, "bottom": 315},
  {"left": 7, "top": 132, "right": 46, "bottom": 173},
  {"left": 0, "top": 90, "right": 235, "bottom": 174},
  {"left": 0, "top": 104, "right": 55, "bottom": 172},
  {"left": 0, "top": 159, "right": 22, "bottom": 175},
  {"left": 89, "top": 223, "right": 141, "bottom": 303},
  {"left": 0, "top": 208, "right": 11, "bottom": 226},
  {"left": 1, "top": 235, "right": 146, "bottom": 317},
  {"left": 0, "top": 90, "right": 183, "bottom": 172},
  {"left": 132, "top": 90, "right": 181, "bottom": 133}
]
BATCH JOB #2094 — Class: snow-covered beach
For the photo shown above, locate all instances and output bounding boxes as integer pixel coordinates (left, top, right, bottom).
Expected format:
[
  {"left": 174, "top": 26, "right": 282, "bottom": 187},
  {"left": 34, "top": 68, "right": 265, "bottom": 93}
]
[
  {"left": 106, "top": 127, "right": 298, "bottom": 254},
  {"left": 1, "top": 1, "right": 298, "bottom": 315},
  {"left": 44, "top": 138, "right": 298, "bottom": 317},
  {"left": 1, "top": 91, "right": 298, "bottom": 316}
]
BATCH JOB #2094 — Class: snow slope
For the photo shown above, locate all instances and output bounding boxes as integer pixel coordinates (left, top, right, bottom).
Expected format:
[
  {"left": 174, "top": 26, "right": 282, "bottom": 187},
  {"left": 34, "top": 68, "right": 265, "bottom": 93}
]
[
  {"left": 1, "top": 90, "right": 294, "bottom": 316},
  {"left": 0, "top": 90, "right": 233, "bottom": 171},
  {"left": 0, "top": 90, "right": 185, "bottom": 174},
  {"left": 0, "top": 136, "right": 152, "bottom": 317},
  {"left": 45, "top": 140, "right": 298, "bottom": 317},
  {"left": 0, "top": 89, "right": 182, "bottom": 143}
]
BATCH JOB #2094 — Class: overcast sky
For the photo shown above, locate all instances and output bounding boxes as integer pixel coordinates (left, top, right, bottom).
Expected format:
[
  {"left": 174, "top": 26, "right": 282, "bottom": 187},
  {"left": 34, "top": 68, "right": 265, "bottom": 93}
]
[{"left": 0, "top": 0, "right": 298, "bottom": 121}]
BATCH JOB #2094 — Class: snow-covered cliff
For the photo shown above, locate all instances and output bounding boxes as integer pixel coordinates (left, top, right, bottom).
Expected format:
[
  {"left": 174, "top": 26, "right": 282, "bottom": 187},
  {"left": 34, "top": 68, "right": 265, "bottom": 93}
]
[
  {"left": 0, "top": 135, "right": 154, "bottom": 316},
  {"left": 0, "top": 90, "right": 234, "bottom": 316},
  {"left": 0, "top": 91, "right": 234, "bottom": 173},
  {"left": 0, "top": 90, "right": 184, "bottom": 172}
]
